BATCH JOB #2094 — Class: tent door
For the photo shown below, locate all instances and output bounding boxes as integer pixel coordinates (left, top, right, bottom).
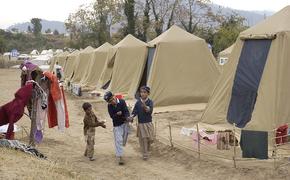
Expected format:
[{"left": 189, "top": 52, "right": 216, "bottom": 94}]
[
  {"left": 227, "top": 39, "right": 272, "bottom": 128},
  {"left": 135, "top": 47, "right": 155, "bottom": 98}
]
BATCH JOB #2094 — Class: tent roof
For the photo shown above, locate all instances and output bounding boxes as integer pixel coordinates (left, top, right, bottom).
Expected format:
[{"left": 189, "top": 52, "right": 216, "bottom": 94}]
[
  {"left": 94, "top": 42, "right": 113, "bottom": 52},
  {"left": 81, "top": 46, "right": 94, "bottom": 54},
  {"left": 148, "top": 25, "right": 202, "bottom": 46},
  {"left": 115, "top": 34, "right": 147, "bottom": 48},
  {"left": 30, "top": 49, "right": 39, "bottom": 55},
  {"left": 241, "top": 6, "right": 290, "bottom": 37},
  {"left": 67, "top": 50, "right": 80, "bottom": 57},
  {"left": 58, "top": 51, "right": 70, "bottom": 57},
  {"left": 219, "top": 44, "right": 235, "bottom": 57}
]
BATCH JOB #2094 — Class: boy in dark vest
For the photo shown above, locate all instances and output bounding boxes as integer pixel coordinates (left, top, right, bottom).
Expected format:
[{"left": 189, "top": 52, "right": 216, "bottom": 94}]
[{"left": 131, "top": 86, "right": 154, "bottom": 160}]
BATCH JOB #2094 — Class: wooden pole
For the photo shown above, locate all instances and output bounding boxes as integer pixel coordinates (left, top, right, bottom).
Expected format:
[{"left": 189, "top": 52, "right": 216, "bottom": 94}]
[
  {"left": 154, "top": 120, "right": 157, "bottom": 140},
  {"left": 273, "top": 129, "right": 277, "bottom": 170},
  {"left": 168, "top": 121, "right": 173, "bottom": 147},
  {"left": 233, "top": 123, "right": 237, "bottom": 168},
  {"left": 196, "top": 123, "right": 201, "bottom": 160}
]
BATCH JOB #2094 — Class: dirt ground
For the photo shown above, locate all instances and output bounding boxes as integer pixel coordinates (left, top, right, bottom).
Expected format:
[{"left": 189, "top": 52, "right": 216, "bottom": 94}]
[{"left": 0, "top": 69, "right": 289, "bottom": 180}]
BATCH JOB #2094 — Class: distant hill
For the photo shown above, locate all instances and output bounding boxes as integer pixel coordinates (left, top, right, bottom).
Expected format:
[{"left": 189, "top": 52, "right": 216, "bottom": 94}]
[
  {"left": 210, "top": 4, "right": 274, "bottom": 26},
  {"left": 8, "top": 19, "right": 66, "bottom": 34},
  {"left": 6, "top": 4, "right": 275, "bottom": 35}
]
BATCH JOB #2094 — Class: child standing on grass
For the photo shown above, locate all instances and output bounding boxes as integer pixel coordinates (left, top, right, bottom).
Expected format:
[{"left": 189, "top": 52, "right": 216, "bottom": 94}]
[
  {"left": 82, "top": 102, "right": 106, "bottom": 161},
  {"left": 131, "top": 86, "right": 154, "bottom": 160}
]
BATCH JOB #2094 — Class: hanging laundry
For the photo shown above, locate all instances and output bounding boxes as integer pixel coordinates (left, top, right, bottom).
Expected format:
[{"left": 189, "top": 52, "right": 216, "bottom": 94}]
[
  {"left": 43, "top": 72, "right": 67, "bottom": 131},
  {"left": 192, "top": 130, "right": 218, "bottom": 146},
  {"left": 60, "top": 83, "right": 69, "bottom": 128},
  {"left": 0, "top": 83, "right": 33, "bottom": 139},
  {"left": 240, "top": 130, "right": 268, "bottom": 159},
  {"left": 26, "top": 80, "right": 49, "bottom": 144},
  {"left": 217, "top": 131, "right": 230, "bottom": 150},
  {"left": 275, "top": 124, "right": 288, "bottom": 145},
  {"left": 180, "top": 127, "right": 196, "bottom": 136}
]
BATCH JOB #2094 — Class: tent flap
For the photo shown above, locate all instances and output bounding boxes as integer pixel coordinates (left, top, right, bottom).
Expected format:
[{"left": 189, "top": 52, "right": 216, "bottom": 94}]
[{"left": 227, "top": 39, "right": 272, "bottom": 128}]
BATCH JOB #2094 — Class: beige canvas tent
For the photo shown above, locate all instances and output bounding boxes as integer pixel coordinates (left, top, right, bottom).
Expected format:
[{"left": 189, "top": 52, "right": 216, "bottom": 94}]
[
  {"left": 48, "top": 54, "right": 58, "bottom": 72},
  {"left": 70, "top": 46, "right": 94, "bottom": 83},
  {"left": 80, "top": 43, "right": 113, "bottom": 88},
  {"left": 49, "top": 51, "right": 69, "bottom": 72},
  {"left": 96, "top": 47, "right": 117, "bottom": 90},
  {"left": 63, "top": 50, "right": 80, "bottom": 80},
  {"left": 106, "top": 35, "right": 148, "bottom": 97},
  {"left": 201, "top": 6, "right": 290, "bottom": 132},
  {"left": 147, "top": 25, "right": 221, "bottom": 106},
  {"left": 97, "top": 35, "right": 147, "bottom": 89},
  {"left": 218, "top": 44, "right": 235, "bottom": 65},
  {"left": 57, "top": 51, "right": 70, "bottom": 68}
]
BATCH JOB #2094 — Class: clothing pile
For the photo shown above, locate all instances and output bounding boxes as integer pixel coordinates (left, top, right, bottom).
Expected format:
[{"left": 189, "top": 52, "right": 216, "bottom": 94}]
[{"left": 0, "top": 139, "right": 46, "bottom": 159}]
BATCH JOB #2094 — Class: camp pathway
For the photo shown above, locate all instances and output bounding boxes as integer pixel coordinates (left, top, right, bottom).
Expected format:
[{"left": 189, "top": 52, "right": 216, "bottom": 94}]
[
  {"left": 1, "top": 69, "right": 288, "bottom": 180},
  {"left": 0, "top": 69, "right": 197, "bottom": 179}
]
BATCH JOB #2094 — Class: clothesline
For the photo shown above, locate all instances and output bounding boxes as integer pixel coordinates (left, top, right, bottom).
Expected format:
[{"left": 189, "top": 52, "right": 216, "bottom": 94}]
[{"left": 26, "top": 80, "right": 46, "bottom": 95}]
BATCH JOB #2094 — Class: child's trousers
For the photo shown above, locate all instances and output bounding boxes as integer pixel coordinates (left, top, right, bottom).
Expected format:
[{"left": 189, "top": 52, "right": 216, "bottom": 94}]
[
  {"left": 139, "top": 137, "right": 150, "bottom": 157},
  {"left": 85, "top": 135, "right": 95, "bottom": 158}
]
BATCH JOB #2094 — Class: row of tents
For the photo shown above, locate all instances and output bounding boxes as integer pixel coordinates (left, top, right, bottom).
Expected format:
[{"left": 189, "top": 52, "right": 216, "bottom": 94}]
[
  {"left": 50, "top": 5, "right": 290, "bottom": 134},
  {"left": 50, "top": 25, "right": 221, "bottom": 107}
]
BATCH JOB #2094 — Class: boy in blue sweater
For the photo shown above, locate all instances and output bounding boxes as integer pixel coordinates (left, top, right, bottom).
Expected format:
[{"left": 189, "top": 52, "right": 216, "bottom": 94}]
[
  {"left": 104, "top": 91, "right": 130, "bottom": 165},
  {"left": 131, "top": 86, "right": 154, "bottom": 160}
]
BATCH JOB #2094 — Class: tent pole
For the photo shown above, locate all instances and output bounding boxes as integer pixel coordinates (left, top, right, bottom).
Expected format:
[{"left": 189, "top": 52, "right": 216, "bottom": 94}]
[
  {"left": 196, "top": 123, "right": 201, "bottom": 160},
  {"left": 168, "top": 121, "right": 173, "bottom": 147},
  {"left": 233, "top": 123, "right": 237, "bottom": 168}
]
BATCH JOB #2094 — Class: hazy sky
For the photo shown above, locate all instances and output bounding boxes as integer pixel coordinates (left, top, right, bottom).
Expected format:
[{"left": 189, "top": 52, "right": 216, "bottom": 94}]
[{"left": 0, "top": 0, "right": 290, "bottom": 29}]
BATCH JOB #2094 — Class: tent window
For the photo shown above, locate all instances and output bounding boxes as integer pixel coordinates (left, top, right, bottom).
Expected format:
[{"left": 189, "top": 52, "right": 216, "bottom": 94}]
[
  {"left": 136, "top": 47, "right": 156, "bottom": 98},
  {"left": 227, "top": 39, "right": 272, "bottom": 128}
]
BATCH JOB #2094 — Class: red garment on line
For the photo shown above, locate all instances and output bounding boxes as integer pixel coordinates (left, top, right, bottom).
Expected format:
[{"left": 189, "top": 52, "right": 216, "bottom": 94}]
[
  {"left": 0, "top": 83, "right": 33, "bottom": 139},
  {"left": 44, "top": 72, "right": 61, "bottom": 128},
  {"left": 276, "top": 124, "right": 288, "bottom": 145},
  {"left": 43, "top": 72, "right": 61, "bottom": 101}
]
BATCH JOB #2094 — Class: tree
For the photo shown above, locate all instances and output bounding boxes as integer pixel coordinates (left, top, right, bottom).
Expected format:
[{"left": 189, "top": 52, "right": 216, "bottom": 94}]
[
  {"left": 124, "top": 0, "right": 136, "bottom": 35},
  {"left": 27, "top": 25, "right": 32, "bottom": 33},
  {"left": 11, "top": 28, "right": 19, "bottom": 33},
  {"left": 176, "top": 0, "right": 217, "bottom": 34},
  {"left": 0, "top": 33, "right": 6, "bottom": 53},
  {"left": 135, "top": 0, "right": 151, "bottom": 41},
  {"left": 212, "top": 14, "right": 247, "bottom": 56},
  {"left": 53, "top": 29, "right": 59, "bottom": 35},
  {"left": 65, "top": 0, "right": 122, "bottom": 48},
  {"left": 45, "top": 28, "right": 52, "bottom": 34},
  {"left": 31, "top": 18, "right": 42, "bottom": 36},
  {"left": 149, "top": 0, "right": 178, "bottom": 36}
]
